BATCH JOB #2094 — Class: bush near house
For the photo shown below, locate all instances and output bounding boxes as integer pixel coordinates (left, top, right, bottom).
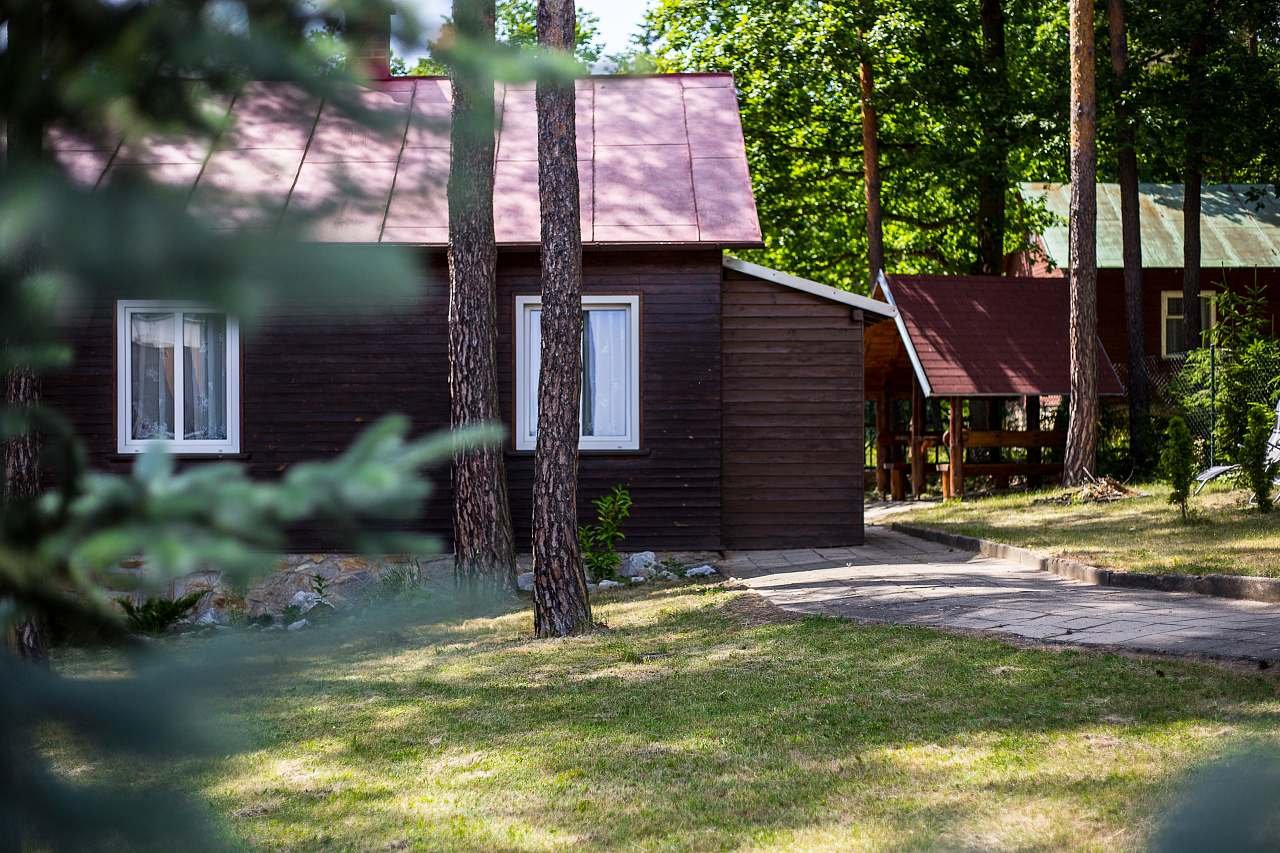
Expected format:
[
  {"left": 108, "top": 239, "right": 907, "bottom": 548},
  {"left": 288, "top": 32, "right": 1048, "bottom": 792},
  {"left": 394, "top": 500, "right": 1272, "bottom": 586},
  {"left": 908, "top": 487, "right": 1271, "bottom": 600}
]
[
  {"left": 1161, "top": 417, "right": 1196, "bottom": 521},
  {"left": 1241, "top": 403, "right": 1278, "bottom": 512},
  {"left": 578, "top": 485, "right": 633, "bottom": 581}
]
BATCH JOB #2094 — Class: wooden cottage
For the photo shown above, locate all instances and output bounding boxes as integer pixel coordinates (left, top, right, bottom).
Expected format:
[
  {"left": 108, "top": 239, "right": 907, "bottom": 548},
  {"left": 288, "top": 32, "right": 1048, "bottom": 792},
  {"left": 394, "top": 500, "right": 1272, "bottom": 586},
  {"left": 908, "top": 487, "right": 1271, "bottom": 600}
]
[
  {"left": 864, "top": 274, "right": 1124, "bottom": 499},
  {"left": 1015, "top": 182, "right": 1280, "bottom": 366},
  {"left": 42, "top": 74, "right": 897, "bottom": 551}
]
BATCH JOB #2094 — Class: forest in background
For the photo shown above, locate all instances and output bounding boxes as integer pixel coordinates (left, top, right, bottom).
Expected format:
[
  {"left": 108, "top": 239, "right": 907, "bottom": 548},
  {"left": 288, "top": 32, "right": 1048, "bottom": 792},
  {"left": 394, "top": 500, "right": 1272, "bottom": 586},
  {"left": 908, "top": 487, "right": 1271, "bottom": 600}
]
[{"left": 623, "top": 0, "right": 1280, "bottom": 293}]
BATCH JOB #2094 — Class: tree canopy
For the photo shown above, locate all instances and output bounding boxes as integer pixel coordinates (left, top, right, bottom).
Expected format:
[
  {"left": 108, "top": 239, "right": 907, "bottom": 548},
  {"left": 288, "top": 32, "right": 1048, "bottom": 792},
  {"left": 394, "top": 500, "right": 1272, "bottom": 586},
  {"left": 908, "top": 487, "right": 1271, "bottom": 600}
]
[
  {"left": 643, "top": 0, "right": 1280, "bottom": 294},
  {"left": 393, "top": 0, "right": 605, "bottom": 75}
]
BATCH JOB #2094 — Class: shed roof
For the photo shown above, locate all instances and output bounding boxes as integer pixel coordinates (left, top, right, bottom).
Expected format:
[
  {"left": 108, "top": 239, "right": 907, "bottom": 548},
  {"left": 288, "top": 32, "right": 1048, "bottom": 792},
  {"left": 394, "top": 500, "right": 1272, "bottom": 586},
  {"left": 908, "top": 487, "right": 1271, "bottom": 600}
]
[
  {"left": 723, "top": 257, "right": 897, "bottom": 320},
  {"left": 870, "top": 274, "right": 1125, "bottom": 398},
  {"left": 53, "top": 74, "right": 763, "bottom": 247},
  {"left": 1020, "top": 182, "right": 1280, "bottom": 269}
]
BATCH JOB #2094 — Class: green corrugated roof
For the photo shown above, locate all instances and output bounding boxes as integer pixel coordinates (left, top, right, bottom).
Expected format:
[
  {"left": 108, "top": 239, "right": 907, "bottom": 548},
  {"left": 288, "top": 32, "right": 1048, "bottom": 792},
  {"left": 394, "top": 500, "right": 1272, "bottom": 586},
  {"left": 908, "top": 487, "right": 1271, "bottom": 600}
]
[{"left": 1019, "top": 182, "right": 1280, "bottom": 269}]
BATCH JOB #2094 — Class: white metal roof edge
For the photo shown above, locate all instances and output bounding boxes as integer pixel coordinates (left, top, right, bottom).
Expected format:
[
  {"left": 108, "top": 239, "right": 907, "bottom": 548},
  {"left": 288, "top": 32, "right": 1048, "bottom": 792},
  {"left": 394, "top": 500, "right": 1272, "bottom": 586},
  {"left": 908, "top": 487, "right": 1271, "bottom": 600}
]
[
  {"left": 875, "top": 271, "right": 933, "bottom": 398},
  {"left": 722, "top": 257, "right": 898, "bottom": 319}
]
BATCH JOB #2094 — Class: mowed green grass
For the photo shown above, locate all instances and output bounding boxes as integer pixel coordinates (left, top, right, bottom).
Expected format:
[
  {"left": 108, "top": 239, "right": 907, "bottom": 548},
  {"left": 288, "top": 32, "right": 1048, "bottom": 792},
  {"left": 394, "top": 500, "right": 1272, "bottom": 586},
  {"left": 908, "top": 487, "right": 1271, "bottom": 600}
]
[
  {"left": 901, "top": 484, "right": 1280, "bottom": 578},
  {"left": 53, "top": 583, "right": 1280, "bottom": 851}
]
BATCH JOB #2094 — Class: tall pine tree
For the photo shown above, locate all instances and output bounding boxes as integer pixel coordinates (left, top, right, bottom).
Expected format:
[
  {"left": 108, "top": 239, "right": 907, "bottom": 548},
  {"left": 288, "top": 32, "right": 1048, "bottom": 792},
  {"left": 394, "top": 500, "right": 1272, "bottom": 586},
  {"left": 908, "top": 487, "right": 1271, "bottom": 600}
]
[
  {"left": 531, "top": 0, "right": 592, "bottom": 637},
  {"left": 447, "top": 0, "right": 517, "bottom": 594}
]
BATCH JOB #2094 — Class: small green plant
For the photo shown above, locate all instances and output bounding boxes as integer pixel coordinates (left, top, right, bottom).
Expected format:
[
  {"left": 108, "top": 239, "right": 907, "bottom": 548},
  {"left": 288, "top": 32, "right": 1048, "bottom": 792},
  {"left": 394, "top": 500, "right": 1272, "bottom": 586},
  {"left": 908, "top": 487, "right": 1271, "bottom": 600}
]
[
  {"left": 659, "top": 556, "right": 684, "bottom": 575},
  {"left": 1241, "top": 403, "right": 1278, "bottom": 512},
  {"left": 311, "top": 573, "right": 330, "bottom": 601},
  {"left": 281, "top": 604, "right": 305, "bottom": 624},
  {"left": 376, "top": 560, "right": 427, "bottom": 601},
  {"left": 1161, "top": 416, "right": 1196, "bottom": 521},
  {"left": 578, "top": 485, "right": 633, "bottom": 581},
  {"left": 119, "top": 591, "right": 205, "bottom": 635}
]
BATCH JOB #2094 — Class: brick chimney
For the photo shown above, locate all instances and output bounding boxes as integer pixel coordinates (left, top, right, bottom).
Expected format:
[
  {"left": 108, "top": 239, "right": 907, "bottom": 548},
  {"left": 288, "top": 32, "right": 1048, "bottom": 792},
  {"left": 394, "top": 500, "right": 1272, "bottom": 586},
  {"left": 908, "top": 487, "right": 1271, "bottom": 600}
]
[{"left": 351, "top": 13, "right": 392, "bottom": 80}]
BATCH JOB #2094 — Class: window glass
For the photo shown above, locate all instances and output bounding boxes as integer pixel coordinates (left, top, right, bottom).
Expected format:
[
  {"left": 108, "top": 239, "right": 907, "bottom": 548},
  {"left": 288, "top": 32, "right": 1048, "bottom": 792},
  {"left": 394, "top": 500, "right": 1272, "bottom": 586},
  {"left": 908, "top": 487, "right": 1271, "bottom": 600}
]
[
  {"left": 130, "top": 312, "right": 176, "bottom": 440},
  {"left": 183, "top": 313, "right": 228, "bottom": 440},
  {"left": 1164, "top": 293, "right": 1215, "bottom": 356},
  {"left": 517, "top": 297, "right": 638, "bottom": 451},
  {"left": 582, "top": 308, "right": 629, "bottom": 438},
  {"left": 119, "top": 302, "right": 238, "bottom": 453}
]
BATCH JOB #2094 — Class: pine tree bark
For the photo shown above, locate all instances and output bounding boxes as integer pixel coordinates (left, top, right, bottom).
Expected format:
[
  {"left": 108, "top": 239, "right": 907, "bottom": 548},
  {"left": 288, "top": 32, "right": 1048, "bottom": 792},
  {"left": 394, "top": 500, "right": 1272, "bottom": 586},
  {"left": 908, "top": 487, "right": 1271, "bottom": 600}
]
[
  {"left": 1109, "top": 0, "right": 1149, "bottom": 466},
  {"left": 448, "top": 0, "right": 516, "bottom": 593},
  {"left": 859, "top": 43, "right": 884, "bottom": 288},
  {"left": 1064, "top": 0, "right": 1099, "bottom": 485},
  {"left": 974, "top": 0, "right": 1008, "bottom": 275},
  {"left": 4, "top": 0, "right": 49, "bottom": 663},
  {"left": 532, "top": 0, "right": 592, "bottom": 638},
  {"left": 1182, "top": 24, "right": 1208, "bottom": 351}
]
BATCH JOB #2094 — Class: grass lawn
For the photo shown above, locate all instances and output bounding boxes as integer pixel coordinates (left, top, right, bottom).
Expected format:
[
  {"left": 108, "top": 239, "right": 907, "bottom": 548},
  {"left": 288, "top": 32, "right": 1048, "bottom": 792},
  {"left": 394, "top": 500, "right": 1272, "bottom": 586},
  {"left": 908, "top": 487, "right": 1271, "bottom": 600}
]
[
  {"left": 51, "top": 582, "right": 1280, "bottom": 851},
  {"left": 898, "top": 483, "right": 1280, "bottom": 578}
]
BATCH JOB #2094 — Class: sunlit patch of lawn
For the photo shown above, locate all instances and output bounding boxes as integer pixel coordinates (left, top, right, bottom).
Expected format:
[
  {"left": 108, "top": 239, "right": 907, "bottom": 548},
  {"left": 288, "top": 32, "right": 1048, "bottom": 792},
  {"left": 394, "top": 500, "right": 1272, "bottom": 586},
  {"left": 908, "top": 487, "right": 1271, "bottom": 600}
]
[
  {"left": 53, "top": 583, "right": 1280, "bottom": 851},
  {"left": 900, "top": 483, "right": 1280, "bottom": 577}
]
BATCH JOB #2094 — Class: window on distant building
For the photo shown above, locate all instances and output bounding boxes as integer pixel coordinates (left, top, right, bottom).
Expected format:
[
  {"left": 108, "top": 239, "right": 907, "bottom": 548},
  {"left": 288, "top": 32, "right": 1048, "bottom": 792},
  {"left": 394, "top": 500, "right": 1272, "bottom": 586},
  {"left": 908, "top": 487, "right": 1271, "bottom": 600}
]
[
  {"left": 515, "top": 295, "right": 640, "bottom": 451},
  {"left": 116, "top": 301, "right": 240, "bottom": 454},
  {"left": 1161, "top": 291, "right": 1217, "bottom": 357}
]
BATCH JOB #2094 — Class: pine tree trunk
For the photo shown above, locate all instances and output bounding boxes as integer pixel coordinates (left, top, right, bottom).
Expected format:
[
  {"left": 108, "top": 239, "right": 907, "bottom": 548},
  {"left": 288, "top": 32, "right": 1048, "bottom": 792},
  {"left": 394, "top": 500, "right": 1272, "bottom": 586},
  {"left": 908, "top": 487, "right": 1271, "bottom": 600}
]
[
  {"left": 1182, "top": 25, "right": 1207, "bottom": 351},
  {"left": 859, "top": 46, "right": 884, "bottom": 288},
  {"left": 447, "top": 0, "right": 517, "bottom": 594},
  {"left": 4, "top": 366, "right": 48, "bottom": 663},
  {"left": 1109, "top": 0, "right": 1149, "bottom": 466},
  {"left": 4, "top": 1, "right": 49, "bottom": 663},
  {"left": 975, "top": 0, "right": 1007, "bottom": 276},
  {"left": 1064, "top": 0, "right": 1099, "bottom": 485},
  {"left": 532, "top": 0, "right": 592, "bottom": 638}
]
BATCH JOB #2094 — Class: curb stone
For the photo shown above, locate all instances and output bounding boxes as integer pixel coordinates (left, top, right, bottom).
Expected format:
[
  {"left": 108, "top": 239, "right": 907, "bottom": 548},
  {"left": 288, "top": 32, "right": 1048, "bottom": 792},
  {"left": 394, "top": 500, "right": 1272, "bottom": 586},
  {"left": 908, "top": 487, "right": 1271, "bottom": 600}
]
[{"left": 888, "top": 522, "right": 1280, "bottom": 605}]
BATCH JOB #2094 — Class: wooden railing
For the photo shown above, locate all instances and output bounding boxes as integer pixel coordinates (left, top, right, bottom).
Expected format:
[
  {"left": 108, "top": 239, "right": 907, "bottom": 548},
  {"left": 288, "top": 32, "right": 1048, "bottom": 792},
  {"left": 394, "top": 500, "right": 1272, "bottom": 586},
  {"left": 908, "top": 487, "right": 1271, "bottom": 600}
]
[{"left": 934, "top": 429, "right": 1065, "bottom": 499}]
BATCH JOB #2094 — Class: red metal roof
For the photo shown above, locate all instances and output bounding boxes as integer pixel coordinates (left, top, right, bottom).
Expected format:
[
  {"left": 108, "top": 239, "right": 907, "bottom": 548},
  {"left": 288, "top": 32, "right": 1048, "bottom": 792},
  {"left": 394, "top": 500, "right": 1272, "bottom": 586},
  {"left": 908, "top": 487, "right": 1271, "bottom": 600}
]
[
  {"left": 52, "top": 74, "right": 763, "bottom": 247},
  {"left": 876, "top": 275, "right": 1125, "bottom": 398}
]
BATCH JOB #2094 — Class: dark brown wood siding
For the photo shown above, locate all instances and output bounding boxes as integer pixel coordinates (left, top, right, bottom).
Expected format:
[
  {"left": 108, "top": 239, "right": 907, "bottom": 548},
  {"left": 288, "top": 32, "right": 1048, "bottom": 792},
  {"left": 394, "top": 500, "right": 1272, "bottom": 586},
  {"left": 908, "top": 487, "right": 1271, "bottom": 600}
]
[
  {"left": 41, "top": 247, "right": 723, "bottom": 551},
  {"left": 497, "top": 250, "right": 722, "bottom": 550},
  {"left": 720, "top": 270, "right": 865, "bottom": 549}
]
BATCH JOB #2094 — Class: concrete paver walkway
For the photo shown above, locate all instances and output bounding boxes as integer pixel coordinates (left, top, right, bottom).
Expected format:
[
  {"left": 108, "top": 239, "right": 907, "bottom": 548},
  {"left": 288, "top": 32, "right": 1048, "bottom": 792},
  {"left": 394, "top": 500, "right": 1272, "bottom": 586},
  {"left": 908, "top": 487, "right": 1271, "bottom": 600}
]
[{"left": 723, "top": 527, "right": 1280, "bottom": 663}]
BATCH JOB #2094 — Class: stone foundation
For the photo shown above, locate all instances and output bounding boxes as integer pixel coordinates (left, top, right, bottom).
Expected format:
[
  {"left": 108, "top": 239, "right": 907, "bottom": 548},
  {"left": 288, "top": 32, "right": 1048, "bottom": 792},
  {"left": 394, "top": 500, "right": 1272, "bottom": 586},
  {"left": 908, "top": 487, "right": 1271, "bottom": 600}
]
[{"left": 164, "top": 549, "right": 722, "bottom": 623}]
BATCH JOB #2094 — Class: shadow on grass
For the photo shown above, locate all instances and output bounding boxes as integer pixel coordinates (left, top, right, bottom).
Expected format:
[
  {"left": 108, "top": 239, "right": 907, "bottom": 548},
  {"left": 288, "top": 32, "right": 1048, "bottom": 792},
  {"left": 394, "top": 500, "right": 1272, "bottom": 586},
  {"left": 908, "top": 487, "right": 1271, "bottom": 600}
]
[
  {"left": 65, "top": 584, "right": 1280, "bottom": 850},
  {"left": 911, "top": 488, "right": 1280, "bottom": 578}
]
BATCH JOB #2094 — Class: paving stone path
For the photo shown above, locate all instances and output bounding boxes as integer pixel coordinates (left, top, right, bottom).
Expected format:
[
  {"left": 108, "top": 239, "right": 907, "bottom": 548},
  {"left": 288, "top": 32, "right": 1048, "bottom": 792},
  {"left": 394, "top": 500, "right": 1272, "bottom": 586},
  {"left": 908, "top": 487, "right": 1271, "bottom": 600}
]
[{"left": 723, "top": 526, "right": 1280, "bottom": 663}]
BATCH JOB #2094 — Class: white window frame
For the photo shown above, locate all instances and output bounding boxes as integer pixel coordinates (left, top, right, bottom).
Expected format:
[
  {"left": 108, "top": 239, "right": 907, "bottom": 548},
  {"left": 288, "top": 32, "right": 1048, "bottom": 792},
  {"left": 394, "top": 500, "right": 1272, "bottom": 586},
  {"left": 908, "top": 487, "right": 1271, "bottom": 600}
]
[
  {"left": 515, "top": 294, "right": 641, "bottom": 452},
  {"left": 116, "top": 300, "right": 241, "bottom": 454},
  {"left": 1160, "top": 290, "right": 1218, "bottom": 358}
]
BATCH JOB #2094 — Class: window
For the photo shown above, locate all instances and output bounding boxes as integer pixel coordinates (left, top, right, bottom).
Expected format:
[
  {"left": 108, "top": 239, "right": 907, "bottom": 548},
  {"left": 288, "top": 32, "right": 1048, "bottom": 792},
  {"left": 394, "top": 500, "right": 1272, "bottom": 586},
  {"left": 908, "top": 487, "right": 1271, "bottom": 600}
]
[
  {"left": 1161, "top": 291, "right": 1217, "bottom": 357},
  {"left": 515, "top": 295, "right": 640, "bottom": 451},
  {"left": 116, "top": 301, "right": 240, "bottom": 454}
]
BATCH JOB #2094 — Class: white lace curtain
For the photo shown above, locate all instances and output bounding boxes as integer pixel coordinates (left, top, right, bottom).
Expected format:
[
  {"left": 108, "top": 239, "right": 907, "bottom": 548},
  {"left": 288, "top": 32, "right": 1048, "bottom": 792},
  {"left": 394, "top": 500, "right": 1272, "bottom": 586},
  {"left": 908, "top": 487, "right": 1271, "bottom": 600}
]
[
  {"left": 130, "top": 311, "right": 226, "bottom": 442},
  {"left": 526, "top": 306, "right": 629, "bottom": 439}
]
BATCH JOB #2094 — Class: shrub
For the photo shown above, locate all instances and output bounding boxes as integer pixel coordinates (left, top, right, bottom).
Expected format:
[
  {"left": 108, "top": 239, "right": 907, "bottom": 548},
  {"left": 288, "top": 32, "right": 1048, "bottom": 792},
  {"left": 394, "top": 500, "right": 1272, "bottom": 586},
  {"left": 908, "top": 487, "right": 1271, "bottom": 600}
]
[
  {"left": 1169, "top": 338, "right": 1280, "bottom": 465},
  {"left": 1161, "top": 416, "right": 1196, "bottom": 521},
  {"left": 1241, "top": 403, "right": 1278, "bottom": 512},
  {"left": 119, "top": 591, "right": 205, "bottom": 635},
  {"left": 578, "top": 485, "right": 633, "bottom": 581},
  {"left": 376, "top": 559, "right": 428, "bottom": 602}
]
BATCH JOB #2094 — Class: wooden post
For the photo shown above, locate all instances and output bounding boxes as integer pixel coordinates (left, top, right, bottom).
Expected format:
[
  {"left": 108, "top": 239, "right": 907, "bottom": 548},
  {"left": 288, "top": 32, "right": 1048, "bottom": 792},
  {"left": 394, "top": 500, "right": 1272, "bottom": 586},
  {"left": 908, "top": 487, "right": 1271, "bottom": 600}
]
[
  {"left": 891, "top": 467, "right": 906, "bottom": 501},
  {"left": 993, "top": 397, "right": 1010, "bottom": 490},
  {"left": 875, "top": 390, "right": 891, "bottom": 495},
  {"left": 910, "top": 378, "right": 925, "bottom": 498},
  {"left": 1025, "top": 395, "right": 1042, "bottom": 489},
  {"left": 949, "top": 396, "right": 965, "bottom": 499}
]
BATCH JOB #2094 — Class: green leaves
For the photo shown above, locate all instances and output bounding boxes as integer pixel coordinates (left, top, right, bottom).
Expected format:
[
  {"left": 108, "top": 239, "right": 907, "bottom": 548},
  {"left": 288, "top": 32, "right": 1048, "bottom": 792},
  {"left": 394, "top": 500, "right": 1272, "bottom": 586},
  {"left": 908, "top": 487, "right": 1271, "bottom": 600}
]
[
  {"left": 28, "top": 417, "right": 500, "bottom": 597},
  {"left": 1161, "top": 416, "right": 1196, "bottom": 521},
  {"left": 647, "top": 0, "right": 1069, "bottom": 291}
]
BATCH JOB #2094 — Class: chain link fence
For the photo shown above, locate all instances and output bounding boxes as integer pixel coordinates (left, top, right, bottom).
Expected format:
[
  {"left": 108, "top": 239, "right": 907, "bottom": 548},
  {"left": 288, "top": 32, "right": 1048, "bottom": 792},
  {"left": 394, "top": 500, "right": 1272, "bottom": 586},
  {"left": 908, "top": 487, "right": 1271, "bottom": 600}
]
[{"left": 1145, "top": 346, "right": 1280, "bottom": 466}]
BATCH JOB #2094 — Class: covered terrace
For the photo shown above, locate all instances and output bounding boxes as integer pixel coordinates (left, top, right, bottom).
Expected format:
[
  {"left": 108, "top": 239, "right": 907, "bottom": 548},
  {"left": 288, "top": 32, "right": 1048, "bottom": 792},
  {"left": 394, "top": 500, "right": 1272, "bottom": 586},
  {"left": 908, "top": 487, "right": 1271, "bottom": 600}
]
[{"left": 864, "top": 275, "right": 1125, "bottom": 500}]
